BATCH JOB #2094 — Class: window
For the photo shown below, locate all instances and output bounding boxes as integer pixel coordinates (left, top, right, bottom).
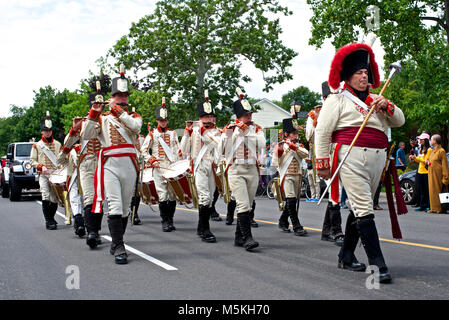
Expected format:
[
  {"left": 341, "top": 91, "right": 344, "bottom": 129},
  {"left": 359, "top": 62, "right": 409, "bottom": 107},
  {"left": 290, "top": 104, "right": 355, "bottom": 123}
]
[{"left": 15, "top": 144, "right": 33, "bottom": 157}]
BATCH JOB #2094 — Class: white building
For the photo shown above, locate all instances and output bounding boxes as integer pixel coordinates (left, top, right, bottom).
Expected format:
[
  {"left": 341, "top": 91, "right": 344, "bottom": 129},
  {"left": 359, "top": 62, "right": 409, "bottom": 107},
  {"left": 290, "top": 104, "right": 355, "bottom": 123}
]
[{"left": 231, "top": 98, "right": 291, "bottom": 129}]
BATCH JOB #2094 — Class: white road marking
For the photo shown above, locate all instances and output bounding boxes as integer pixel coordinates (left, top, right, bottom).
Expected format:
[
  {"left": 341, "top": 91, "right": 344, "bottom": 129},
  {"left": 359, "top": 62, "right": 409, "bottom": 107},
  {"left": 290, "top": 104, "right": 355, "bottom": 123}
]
[{"left": 36, "top": 201, "right": 178, "bottom": 270}]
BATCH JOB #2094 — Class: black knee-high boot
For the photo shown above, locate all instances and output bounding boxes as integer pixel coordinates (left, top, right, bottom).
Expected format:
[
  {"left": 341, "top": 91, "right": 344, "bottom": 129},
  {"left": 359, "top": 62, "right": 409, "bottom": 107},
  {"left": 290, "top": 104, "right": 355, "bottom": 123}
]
[
  {"left": 167, "top": 200, "right": 177, "bottom": 230},
  {"left": 338, "top": 211, "right": 366, "bottom": 271},
  {"left": 286, "top": 198, "right": 307, "bottom": 236},
  {"left": 356, "top": 215, "right": 392, "bottom": 283},
  {"left": 108, "top": 215, "right": 127, "bottom": 264},
  {"left": 198, "top": 205, "right": 216, "bottom": 243},
  {"left": 159, "top": 201, "right": 171, "bottom": 232},
  {"left": 226, "top": 199, "right": 236, "bottom": 225},
  {"left": 238, "top": 212, "right": 258, "bottom": 251},
  {"left": 249, "top": 200, "right": 258, "bottom": 227}
]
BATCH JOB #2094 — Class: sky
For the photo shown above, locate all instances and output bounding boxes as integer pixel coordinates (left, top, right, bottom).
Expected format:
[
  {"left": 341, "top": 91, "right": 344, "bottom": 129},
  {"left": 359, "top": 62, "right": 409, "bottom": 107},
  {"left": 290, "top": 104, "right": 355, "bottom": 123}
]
[{"left": 0, "top": 0, "right": 385, "bottom": 118}]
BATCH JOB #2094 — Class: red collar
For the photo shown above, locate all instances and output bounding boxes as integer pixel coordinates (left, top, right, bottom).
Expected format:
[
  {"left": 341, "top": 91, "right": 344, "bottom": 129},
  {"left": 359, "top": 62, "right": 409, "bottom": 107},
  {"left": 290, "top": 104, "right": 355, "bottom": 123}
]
[
  {"left": 41, "top": 136, "right": 53, "bottom": 144},
  {"left": 343, "top": 83, "right": 373, "bottom": 105},
  {"left": 157, "top": 125, "right": 167, "bottom": 133}
]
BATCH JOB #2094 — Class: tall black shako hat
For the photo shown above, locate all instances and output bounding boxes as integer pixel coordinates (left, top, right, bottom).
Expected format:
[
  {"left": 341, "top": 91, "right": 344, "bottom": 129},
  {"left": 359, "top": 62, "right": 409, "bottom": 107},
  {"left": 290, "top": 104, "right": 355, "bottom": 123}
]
[
  {"left": 321, "top": 81, "right": 331, "bottom": 99},
  {"left": 88, "top": 80, "right": 105, "bottom": 106},
  {"left": 232, "top": 88, "right": 253, "bottom": 118},
  {"left": 156, "top": 97, "right": 169, "bottom": 120},
  {"left": 197, "top": 90, "right": 216, "bottom": 117},
  {"left": 41, "top": 111, "right": 53, "bottom": 131},
  {"left": 111, "top": 63, "right": 129, "bottom": 96}
]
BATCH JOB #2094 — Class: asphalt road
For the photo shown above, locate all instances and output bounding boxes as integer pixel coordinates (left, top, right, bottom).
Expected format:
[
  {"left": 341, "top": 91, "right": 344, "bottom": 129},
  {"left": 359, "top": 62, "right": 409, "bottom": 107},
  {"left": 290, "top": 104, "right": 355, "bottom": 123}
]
[{"left": 1, "top": 194, "right": 448, "bottom": 300}]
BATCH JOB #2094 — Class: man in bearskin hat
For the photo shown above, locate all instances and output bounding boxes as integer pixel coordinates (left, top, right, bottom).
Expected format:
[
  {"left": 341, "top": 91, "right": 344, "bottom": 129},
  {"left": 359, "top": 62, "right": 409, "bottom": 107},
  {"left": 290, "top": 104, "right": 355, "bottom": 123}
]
[
  {"left": 180, "top": 90, "right": 222, "bottom": 242},
  {"left": 219, "top": 88, "right": 266, "bottom": 251},
  {"left": 30, "top": 111, "right": 62, "bottom": 230},
  {"left": 141, "top": 98, "right": 180, "bottom": 232},
  {"left": 315, "top": 43, "right": 405, "bottom": 283},
  {"left": 272, "top": 106, "right": 309, "bottom": 236},
  {"left": 307, "top": 82, "right": 345, "bottom": 246},
  {"left": 82, "top": 64, "right": 142, "bottom": 264}
]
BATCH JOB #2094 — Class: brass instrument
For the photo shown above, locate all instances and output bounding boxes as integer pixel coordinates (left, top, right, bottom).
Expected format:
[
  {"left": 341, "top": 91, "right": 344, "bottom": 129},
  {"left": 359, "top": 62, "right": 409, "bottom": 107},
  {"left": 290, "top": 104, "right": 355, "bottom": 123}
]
[
  {"left": 220, "top": 160, "right": 231, "bottom": 203},
  {"left": 63, "top": 190, "right": 72, "bottom": 225},
  {"left": 272, "top": 177, "right": 285, "bottom": 211},
  {"left": 187, "top": 173, "right": 199, "bottom": 209}
]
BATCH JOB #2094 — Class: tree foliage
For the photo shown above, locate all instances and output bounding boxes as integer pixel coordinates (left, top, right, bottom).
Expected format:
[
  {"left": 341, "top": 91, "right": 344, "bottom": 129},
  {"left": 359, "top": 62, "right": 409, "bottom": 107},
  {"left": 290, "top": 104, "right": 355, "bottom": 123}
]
[{"left": 105, "top": 0, "right": 297, "bottom": 122}]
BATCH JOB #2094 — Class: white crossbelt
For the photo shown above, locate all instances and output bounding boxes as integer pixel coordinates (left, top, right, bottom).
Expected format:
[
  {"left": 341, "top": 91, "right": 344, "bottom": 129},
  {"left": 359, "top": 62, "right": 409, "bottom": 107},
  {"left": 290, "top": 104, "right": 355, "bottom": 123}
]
[
  {"left": 341, "top": 90, "right": 379, "bottom": 120},
  {"left": 157, "top": 135, "right": 175, "bottom": 163},
  {"left": 37, "top": 140, "right": 58, "bottom": 168}
]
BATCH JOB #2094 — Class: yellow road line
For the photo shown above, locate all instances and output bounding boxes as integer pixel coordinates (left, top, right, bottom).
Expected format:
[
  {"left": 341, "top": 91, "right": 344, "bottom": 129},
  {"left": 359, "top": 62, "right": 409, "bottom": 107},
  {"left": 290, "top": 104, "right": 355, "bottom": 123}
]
[{"left": 176, "top": 207, "right": 449, "bottom": 252}]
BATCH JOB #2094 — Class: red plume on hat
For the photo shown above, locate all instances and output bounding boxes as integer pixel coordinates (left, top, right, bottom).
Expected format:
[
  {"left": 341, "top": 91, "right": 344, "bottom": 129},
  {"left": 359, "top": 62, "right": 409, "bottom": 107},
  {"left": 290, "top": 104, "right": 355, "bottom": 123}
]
[{"left": 328, "top": 43, "right": 380, "bottom": 92}]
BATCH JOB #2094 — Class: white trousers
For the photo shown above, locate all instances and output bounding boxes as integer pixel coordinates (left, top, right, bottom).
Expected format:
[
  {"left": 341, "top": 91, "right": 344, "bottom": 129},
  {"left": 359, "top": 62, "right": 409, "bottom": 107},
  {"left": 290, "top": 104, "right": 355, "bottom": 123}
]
[
  {"left": 103, "top": 157, "right": 137, "bottom": 217},
  {"left": 195, "top": 160, "right": 216, "bottom": 207},
  {"left": 69, "top": 179, "right": 83, "bottom": 215},
  {"left": 307, "top": 169, "right": 321, "bottom": 198},
  {"left": 79, "top": 155, "right": 96, "bottom": 206},
  {"left": 39, "top": 174, "right": 58, "bottom": 203},
  {"left": 283, "top": 174, "right": 301, "bottom": 199},
  {"left": 228, "top": 164, "right": 259, "bottom": 213},
  {"left": 335, "top": 144, "right": 386, "bottom": 218}
]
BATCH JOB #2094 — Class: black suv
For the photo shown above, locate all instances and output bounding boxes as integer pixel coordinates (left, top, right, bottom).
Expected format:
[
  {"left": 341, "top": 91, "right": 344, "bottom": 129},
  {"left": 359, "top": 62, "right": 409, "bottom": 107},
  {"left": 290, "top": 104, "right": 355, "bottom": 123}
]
[{"left": 1, "top": 142, "right": 40, "bottom": 201}]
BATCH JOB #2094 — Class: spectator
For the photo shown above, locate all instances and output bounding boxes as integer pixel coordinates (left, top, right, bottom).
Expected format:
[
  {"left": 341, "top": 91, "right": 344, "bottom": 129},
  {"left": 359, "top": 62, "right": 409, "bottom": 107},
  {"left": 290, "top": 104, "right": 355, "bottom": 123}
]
[
  {"left": 426, "top": 134, "right": 449, "bottom": 213},
  {"left": 409, "top": 139, "right": 419, "bottom": 157},
  {"left": 396, "top": 142, "right": 407, "bottom": 171},
  {"left": 410, "top": 133, "right": 431, "bottom": 212}
]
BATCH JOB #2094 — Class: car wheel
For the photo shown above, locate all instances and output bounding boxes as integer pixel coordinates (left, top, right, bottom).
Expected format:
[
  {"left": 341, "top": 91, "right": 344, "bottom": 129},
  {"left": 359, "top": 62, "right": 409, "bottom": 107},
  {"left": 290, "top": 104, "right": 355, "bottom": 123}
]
[
  {"left": 9, "top": 175, "right": 22, "bottom": 201},
  {"left": 400, "top": 179, "right": 415, "bottom": 205},
  {"left": 1, "top": 176, "right": 9, "bottom": 198},
  {"left": 301, "top": 178, "right": 312, "bottom": 200}
]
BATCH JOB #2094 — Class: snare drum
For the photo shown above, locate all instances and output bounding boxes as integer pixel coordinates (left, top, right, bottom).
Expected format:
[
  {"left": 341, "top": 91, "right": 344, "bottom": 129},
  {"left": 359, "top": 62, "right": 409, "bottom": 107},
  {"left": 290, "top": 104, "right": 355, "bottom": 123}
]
[
  {"left": 140, "top": 167, "right": 159, "bottom": 205},
  {"left": 48, "top": 167, "right": 68, "bottom": 207},
  {"left": 162, "top": 159, "right": 197, "bottom": 206}
]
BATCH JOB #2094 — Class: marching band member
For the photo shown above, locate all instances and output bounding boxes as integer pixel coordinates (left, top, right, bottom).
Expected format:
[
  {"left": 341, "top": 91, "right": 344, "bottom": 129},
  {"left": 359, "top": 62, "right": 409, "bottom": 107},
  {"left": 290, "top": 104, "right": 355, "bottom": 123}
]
[
  {"left": 315, "top": 43, "right": 405, "bottom": 283},
  {"left": 219, "top": 88, "right": 266, "bottom": 251},
  {"left": 141, "top": 98, "right": 180, "bottom": 232},
  {"left": 180, "top": 90, "right": 221, "bottom": 243},
  {"left": 82, "top": 64, "right": 142, "bottom": 264},
  {"left": 272, "top": 115, "right": 309, "bottom": 236},
  {"left": 30, "top": 112, "right": 62, "bottom": 230},
  {"left": 306, "top": 82, "right": 344, "bottom": 246}
]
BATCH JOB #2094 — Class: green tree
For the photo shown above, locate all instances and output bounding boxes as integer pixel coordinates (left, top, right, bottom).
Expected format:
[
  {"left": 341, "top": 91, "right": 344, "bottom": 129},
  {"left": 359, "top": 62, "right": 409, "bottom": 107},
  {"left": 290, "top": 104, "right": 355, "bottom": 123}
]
[
  {"left": 307, "top": 0, "right": 449, "bottom": 146},
  {"left": 279, "top": 86, "right": 321, "bottom": 112},
  {"left": 105, "top": 0, "right": 297, "bottom": 124}
]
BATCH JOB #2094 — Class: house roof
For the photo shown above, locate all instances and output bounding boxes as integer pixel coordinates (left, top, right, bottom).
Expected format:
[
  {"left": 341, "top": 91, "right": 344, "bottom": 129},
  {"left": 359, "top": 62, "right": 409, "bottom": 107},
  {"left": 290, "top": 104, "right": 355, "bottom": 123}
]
[{"left": 253, "top": 98, "right": 290, "bottom": 115}]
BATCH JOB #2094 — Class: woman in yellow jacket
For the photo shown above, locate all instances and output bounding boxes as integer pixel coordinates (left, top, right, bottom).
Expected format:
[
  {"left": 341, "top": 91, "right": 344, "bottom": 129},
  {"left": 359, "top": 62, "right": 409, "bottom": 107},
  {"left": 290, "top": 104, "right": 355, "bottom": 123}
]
[{"left": 409, "top": 133, "right": 431, "bottom": 212}]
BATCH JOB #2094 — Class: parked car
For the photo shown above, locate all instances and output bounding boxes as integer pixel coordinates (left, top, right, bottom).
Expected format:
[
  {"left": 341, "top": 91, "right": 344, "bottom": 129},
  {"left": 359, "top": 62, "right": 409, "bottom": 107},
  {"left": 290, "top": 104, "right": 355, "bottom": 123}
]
[
  {"left": 399, "top": 152, "right": 449, "bottom": 205},
  {"left": 1, "top": 142, "right": 40, "bottom": 201}
]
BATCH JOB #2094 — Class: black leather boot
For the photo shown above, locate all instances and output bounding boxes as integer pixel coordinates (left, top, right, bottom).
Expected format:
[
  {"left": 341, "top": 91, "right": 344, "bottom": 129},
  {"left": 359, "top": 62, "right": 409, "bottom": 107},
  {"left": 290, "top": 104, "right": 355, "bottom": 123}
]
[
  {"left": 238, "top": 212, "right": 258, "bottom": 251},
  {"left": 159, "top": 201, "right": 171, "bottom": 232},
  {"left": 94, "top": 211, "right": 103, "bottom": 245},
  {"left": 338, "top": 211, "right": 366, "bottom": 272},
  {"left": 108, "top": 215, "right": 128, "bottom": 265},
  {"left": 356, "top": 215, "right": 392, "bottom": 283},
  {"left": 329, "top": 202, "right": 344, "bottom": 246},
  {"left": 131, "top": 196, "right": 141, "bottom": 225},
  {"left": 199, "top": 205, "right": 216, "bottom": 243},
  {"left": 84, "top": 205, "right": 98, "bottom": 248},
  {"left": 234, "top": 219, "right": 244, "bottom": 247},
  {"left": 287, "top": 198, "right": 307, "bottom": 236},
  {"left": 278, "top": 207, "right": 290, "bottom": 232},
  {"left": 49, "top": 201, "right": 59, "bottom": 228},
  {"left": 226, "top": 199, "right": 236, "bottom": 225},
  {"left": 42, "top": 200, "right": 56, "bottom": 230},
  {"left": 249, "top": 200, "right": 258, "bottom": 227},
  {"left": 321, "top": 202, "right": 333, "bottom": 241},
  {"left": 73, "top": 214, "right": 86, "bottom": 237},
  {"left": 210, "top": 189, "right": 222, "bottom": 221},
  {"left": 167, "top": 200, "right": 177, "bottom": 230}
]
